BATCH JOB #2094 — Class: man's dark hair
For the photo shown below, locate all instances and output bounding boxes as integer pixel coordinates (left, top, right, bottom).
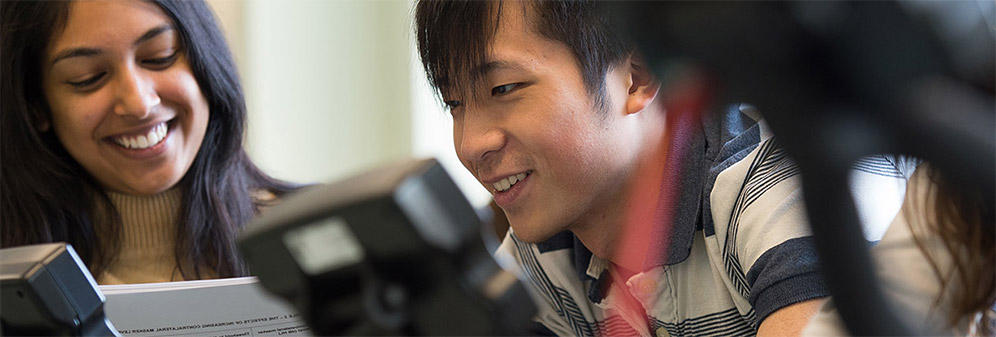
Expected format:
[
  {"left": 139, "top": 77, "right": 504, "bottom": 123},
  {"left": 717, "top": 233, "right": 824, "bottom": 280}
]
[{"left": 414, "top": 0, "right": 634, "bottom": 106}]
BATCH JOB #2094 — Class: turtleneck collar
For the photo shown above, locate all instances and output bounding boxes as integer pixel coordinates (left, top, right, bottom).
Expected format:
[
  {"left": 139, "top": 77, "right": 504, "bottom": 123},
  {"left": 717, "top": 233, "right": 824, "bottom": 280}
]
[{"left": 97, "top": 187, "right": 186, "bottom": 284}]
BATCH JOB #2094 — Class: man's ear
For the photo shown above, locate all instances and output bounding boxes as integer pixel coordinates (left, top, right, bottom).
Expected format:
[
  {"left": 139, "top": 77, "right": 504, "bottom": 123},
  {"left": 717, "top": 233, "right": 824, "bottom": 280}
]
[{"left": 625, "top": 52, "right": 661, "bottom": 115}]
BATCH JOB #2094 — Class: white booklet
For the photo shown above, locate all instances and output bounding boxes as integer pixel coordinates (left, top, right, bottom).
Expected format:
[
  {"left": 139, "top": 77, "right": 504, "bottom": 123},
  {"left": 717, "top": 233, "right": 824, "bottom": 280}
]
[{"left": 100, "top": 277, "right": 312, "bottom": 337}]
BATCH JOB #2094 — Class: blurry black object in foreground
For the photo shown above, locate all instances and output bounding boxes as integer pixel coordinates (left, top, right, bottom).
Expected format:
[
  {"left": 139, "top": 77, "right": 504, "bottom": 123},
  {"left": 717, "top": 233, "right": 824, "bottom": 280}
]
[
  {"left": 238, "top": 158, "right": 534, "bottom": 336},
  {"left": 610, "top": 1, "right": 994, "bottom": 336},
  {"left": 0, "top": 243, "right": 119, "bottom": 336}
]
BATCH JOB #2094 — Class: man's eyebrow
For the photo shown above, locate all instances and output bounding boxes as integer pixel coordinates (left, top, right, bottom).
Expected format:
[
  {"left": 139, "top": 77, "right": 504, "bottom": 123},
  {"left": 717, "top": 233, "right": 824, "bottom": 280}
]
[
  {"left": 50, "top": 25, "right": 174, "bottom": 66},
  {"left": 472, "top": 60, "right": 527, "bottom": 80}
]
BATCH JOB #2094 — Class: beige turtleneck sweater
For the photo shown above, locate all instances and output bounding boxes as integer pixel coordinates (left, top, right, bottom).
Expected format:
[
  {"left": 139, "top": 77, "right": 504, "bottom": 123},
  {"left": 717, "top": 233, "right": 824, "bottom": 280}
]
[
  {"left": 97, "top": 188, "right": 192, "bottom": 285},
  {"left": 93, "top": 188, "right": 279, "bottom": 285}
]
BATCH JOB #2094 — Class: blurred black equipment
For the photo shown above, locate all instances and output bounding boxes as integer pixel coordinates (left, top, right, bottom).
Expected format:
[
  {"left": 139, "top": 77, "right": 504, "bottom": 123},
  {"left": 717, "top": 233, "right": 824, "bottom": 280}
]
[
  {"left": 610, "top": 1, "right": 994, "bottom": 335},
  {"left": 0, "top": 243, "right": 119, "bottom": 336},
  {"left": 238, "top": 158, "right": 535, "bottom": 336}
]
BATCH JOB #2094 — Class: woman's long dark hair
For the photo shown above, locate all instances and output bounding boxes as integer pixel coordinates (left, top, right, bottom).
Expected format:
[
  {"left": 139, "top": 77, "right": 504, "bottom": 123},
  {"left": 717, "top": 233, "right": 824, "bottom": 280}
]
[
  {"left": 0, "top": 0, "right": 296, "bottom": 279},
  {"left": 907, "top": 164, "right": 995, "bottom": 335}
]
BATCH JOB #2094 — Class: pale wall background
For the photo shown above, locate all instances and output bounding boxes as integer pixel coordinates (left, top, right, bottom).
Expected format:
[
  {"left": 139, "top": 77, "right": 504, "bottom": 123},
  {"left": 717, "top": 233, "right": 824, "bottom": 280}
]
[
  {"left": 206, "top": 0, "right": 491, "bottom": 207},
  {"left": 202, "top": 0, "right": 923, "bottom": 239}
]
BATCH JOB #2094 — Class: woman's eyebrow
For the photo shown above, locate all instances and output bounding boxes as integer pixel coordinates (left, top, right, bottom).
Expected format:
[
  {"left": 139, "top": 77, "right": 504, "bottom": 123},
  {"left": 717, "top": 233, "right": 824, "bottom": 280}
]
[
  {"left": 133, "top": 24, "right": 174, "bottom": 47},
  {"left": 50, "top": 24, "right": 175, "bottom": 66},
  {"left": 51, "top": 47, "right": 102, "bottom": 66}
]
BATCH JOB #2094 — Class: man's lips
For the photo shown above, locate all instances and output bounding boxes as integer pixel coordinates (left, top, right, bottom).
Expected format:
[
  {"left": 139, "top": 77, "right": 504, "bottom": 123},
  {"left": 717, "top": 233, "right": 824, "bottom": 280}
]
[{"left": 485, "top": 170, "right": 533, "bottom": 193}]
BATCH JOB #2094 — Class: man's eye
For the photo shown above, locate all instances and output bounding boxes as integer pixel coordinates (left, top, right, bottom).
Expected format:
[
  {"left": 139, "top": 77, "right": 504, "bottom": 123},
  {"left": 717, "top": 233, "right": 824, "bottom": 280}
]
[
  {"left": 491, "top": 83, "right": 519, "bottom": 96},
  {"left": 444, "top": 100, "right": 462, "bottom": 108}
]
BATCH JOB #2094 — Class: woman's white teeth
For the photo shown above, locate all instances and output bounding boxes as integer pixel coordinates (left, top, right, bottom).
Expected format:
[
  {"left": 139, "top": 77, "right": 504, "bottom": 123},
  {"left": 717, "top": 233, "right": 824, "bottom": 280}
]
[
  {"left": 494, "top": 173, "right": 528, "bottom": 192},
  {"left": 114, "top": 123, "right": 167, "bottom": 150}
]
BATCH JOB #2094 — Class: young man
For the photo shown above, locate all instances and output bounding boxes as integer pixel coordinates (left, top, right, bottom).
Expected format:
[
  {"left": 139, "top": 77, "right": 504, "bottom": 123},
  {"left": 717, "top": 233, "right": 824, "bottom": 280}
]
[{"left": 414, "top": 1, "right": 910, "bottom": 336}]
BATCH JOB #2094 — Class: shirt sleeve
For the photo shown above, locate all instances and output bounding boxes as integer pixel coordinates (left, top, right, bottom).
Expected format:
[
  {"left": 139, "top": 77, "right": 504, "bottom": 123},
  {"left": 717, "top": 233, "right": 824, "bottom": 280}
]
[
  {"left": 714, "top": 140, "right": 911, "bottom": 325},
  {"left": 709, "top": 138, "right": 828, "bottom": 324}
]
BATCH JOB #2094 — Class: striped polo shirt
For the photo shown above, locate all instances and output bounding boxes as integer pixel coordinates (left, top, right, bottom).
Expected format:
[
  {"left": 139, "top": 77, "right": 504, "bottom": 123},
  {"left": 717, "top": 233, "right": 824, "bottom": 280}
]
[{"left": 493, "top": 104, "right": 913, "bottom": 337}]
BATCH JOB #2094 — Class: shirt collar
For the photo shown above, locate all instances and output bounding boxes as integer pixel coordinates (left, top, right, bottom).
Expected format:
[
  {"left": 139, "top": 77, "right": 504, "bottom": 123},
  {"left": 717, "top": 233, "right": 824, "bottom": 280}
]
[{"left": 566, "top": 106, "right": 706, "bottom": 285}]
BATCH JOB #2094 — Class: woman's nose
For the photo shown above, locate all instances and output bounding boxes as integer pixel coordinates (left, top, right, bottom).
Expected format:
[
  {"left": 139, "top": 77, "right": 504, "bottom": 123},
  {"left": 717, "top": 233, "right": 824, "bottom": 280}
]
[{"left": 113, "top": 68, "right": 160, "bottom": 118}]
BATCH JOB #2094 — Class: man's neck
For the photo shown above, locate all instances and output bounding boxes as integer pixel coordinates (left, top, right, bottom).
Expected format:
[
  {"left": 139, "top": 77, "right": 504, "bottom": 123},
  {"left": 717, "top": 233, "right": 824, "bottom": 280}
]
[{"left": 571, "top": 127, "right": 670, "bottom": 272}]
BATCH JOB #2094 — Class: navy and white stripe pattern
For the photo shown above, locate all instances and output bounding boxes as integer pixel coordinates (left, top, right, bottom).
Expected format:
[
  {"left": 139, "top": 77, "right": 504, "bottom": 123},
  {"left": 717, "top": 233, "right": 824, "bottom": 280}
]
[
  {"left": 852, "top": 155, "right": 911, "bottom": 178},
  {"left": 723, "top": 139, "right": 801, "bottom": 300},
  {"left": 494, "top": 106, "right": 910, "bottom": 336},
  {"left": 653, "top": 308, "right": 756, "bottom": 336},
  {"left": 512, "top": 236, "right": 594, "bottom": 337}
]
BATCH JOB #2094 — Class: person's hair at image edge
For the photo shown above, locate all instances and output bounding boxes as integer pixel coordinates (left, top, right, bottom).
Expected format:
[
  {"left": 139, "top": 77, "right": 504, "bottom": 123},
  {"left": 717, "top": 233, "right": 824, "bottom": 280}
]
[
  {"left": 414, "top": 0, "right": 634, "bottom": 109},
  {"left": 908, "top": 164, "right": 996, "bottom": 334},
  {"left": 0, "top": 0, "right": 296, "bottom": 279}
]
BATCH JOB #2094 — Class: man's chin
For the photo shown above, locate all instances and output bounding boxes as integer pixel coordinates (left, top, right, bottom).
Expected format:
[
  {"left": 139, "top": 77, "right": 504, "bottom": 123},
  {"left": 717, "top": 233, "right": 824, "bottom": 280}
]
[{"left": 507, "top": 224, "right": 564, "bottom": 244}]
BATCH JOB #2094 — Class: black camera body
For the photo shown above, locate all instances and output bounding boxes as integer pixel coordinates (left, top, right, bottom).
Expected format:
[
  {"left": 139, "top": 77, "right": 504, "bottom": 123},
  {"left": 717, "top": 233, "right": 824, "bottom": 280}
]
[
  {"left": 239, "top": 158, "right": 535, "bottom": 335},
  {"left": 0, "top": 243, "right": 118, "bottom": 336}
]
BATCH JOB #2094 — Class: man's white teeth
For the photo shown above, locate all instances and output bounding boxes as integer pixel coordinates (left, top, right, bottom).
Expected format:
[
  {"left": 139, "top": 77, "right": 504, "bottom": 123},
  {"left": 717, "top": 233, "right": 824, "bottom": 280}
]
[
  {"left": 114, "top": 123, "right": 167, "bottom": 150},
  {"left": 493, "top": 173, "right": 528, "bottom": 192}
]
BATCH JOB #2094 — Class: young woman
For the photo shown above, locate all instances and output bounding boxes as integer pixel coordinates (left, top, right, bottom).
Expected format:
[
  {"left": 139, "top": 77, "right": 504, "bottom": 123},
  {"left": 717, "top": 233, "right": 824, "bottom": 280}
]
[
  {"left": 804, "top": 163, "right": 995, "bottom": 335},
  {"left": 1, "top": 0, "right": 296, "bottom": 284}
]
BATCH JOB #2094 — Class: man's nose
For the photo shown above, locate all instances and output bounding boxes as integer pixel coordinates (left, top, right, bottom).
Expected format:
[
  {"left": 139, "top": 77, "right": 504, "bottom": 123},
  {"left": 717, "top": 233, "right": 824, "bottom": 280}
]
[{"left": 456, "top": 109, "right": 507, "bottom": 170}]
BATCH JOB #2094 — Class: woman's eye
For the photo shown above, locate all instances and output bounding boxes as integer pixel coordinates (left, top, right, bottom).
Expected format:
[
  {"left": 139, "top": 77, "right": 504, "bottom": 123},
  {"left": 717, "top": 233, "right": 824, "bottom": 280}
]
[
  {"left": 143, "top": 50, "right": 179, "bottom": 68},
  {"left": 491, "top": 83, "right": 519, "bottom": 96},
  {"left": 67, "top": 73, "right": 106, "bottom": 89},
  {"left": 444, "top": 99, "right": 462, "bottom": 108}
]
